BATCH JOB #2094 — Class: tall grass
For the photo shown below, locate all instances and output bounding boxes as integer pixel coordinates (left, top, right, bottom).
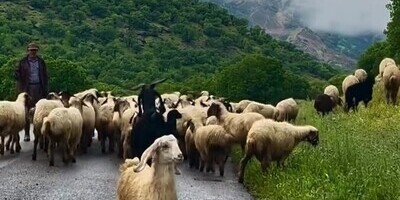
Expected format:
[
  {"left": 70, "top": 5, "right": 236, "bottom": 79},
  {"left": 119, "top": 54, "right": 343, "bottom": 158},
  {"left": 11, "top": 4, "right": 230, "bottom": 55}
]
[{"left": 232, "top": 86, "right": 400, "bottom": 200}]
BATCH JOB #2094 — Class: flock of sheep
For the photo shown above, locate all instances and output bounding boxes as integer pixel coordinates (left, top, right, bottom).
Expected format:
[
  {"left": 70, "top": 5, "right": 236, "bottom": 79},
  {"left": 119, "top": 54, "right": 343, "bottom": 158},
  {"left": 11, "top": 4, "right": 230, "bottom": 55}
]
[
  {"left": 314, "top": 57, "right": 399, "bottom": 115},
  {"left": 0, "top": 86, "right": 320, "bottom": 199},
  {"left": 0, "top": 57, "right": 396, "bottom": 199}
]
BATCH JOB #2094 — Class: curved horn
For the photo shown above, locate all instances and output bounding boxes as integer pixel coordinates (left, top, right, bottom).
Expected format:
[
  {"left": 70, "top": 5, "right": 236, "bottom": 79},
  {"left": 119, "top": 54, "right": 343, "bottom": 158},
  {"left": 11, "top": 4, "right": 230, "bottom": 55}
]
[
  {"left": 131, "top": 83, "right": 146, "bottom": 91},
  {"left": 150, "top": 78, "right": 168, "bottom": 87}
]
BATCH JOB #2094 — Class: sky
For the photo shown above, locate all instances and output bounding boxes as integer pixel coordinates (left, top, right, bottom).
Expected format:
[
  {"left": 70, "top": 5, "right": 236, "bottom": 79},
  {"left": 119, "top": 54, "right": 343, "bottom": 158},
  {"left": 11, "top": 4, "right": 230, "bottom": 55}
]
[{"left": 289, "top": 0, "right": 391, "bottom": 36}]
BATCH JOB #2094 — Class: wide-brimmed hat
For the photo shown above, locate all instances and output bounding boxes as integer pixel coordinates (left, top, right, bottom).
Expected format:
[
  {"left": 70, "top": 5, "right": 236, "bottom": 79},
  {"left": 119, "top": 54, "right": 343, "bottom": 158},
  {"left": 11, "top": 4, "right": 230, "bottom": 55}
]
[{"left": 27, "top": 42, "right": 39, "bottom": 50}]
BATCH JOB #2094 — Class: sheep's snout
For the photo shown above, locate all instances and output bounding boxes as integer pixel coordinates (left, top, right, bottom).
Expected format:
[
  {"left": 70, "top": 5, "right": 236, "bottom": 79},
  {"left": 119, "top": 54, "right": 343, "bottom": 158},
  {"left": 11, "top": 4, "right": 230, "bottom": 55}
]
[{"left": 174, "top": 153, "right": 184, "bottom": 163}]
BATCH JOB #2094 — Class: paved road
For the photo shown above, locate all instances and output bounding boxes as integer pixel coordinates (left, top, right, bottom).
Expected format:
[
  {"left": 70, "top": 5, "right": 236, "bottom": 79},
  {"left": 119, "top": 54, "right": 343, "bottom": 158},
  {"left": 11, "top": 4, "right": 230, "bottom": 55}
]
[{"left": 0, "top": 128, "right": 254, "bottom": 200}]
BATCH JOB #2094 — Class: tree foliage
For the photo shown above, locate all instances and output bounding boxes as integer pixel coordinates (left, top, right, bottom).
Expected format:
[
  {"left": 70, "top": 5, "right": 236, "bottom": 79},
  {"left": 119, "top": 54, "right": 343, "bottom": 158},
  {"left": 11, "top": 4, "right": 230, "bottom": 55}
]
[{"left": 0, "top": 0, "right": 341, "bottom": 101}]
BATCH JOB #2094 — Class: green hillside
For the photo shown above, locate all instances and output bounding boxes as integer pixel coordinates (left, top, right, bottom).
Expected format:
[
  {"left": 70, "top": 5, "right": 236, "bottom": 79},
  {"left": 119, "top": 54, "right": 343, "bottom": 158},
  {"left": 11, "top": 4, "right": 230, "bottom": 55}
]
[{"left": 0, "top": 0, "right": 342, "bottom": 103}]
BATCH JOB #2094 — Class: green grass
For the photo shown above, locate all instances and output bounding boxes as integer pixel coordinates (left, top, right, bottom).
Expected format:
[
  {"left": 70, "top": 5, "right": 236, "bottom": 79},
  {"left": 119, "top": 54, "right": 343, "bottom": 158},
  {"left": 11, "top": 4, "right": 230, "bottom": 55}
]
[{"left": 232, "top": 87, "right": 400, "bottom": 200}]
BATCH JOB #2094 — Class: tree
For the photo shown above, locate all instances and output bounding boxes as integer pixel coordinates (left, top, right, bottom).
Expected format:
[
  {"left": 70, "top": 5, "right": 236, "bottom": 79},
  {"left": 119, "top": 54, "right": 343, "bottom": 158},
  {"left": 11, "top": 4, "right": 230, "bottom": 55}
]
[
  {"left": 212, "top": 54, "right": 310, "bottom": 104},
  {"left": 386, "top": 0, "right": 400, "bottom": 60},
  {"left": 358, "top": 41, "right": 391, "bottom": 76},
  {"left": 46, "top": 59, "right": 89, "bottom": 93}
]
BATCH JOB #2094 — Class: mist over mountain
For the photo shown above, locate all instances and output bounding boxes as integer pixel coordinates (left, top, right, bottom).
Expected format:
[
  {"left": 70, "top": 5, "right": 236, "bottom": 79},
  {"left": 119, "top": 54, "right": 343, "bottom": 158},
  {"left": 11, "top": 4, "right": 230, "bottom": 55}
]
[{"left": 203, "top": 0, "right": 388, "bottom": 68}]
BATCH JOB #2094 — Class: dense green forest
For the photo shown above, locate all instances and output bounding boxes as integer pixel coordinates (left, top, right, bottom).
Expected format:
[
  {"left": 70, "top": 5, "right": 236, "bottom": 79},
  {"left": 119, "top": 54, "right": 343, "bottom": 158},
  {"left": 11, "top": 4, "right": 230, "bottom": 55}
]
[
  {"left": 358, "top": 0, "right": 399, "bottom": 75},
  {"left": 0, "top": 0, "right": 344, "bottom": 104}
]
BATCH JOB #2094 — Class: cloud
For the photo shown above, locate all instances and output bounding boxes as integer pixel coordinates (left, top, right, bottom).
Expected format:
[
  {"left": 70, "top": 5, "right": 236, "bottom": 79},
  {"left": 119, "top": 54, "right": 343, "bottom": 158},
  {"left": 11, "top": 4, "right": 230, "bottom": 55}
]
[{"left": 289, "top": 0, "right": 390, "bottom": 36}]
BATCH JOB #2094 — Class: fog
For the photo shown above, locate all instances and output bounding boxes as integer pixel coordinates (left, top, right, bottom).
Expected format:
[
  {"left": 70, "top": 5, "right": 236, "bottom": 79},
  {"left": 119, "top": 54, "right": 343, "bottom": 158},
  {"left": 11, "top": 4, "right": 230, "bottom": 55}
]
[{"left": 289, "top": 0, "right": 390, "bottom": 36}]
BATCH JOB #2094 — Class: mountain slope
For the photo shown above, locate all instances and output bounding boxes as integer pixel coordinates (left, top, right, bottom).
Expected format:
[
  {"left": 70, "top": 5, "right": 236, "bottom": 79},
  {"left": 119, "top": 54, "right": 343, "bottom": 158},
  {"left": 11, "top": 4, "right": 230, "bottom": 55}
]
[
  {"left": 0, "top": 0, "right": 341, "bottom": 101},
  {"left": 204, "top": 0, "right": 384, "bottom": 68}
]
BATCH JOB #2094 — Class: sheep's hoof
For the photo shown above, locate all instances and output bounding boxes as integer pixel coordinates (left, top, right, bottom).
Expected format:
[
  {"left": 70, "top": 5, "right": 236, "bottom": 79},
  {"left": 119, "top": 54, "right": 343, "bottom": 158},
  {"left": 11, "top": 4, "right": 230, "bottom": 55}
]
[
  {"left": 219, "top": 170, "right": 224, "bottom": 177},
  {"left": 5, "top": 145, "right": 9, "bottom": 151},
  {"left": 238, "top": 177, "right": 244, "bottom": 183},
  {"left": 16, "top": 146, "right": 21, "bottom": 153},
  {"left": 71, "top": 157, "right": 76, "bottom": 163},
  {"left": 10, "top": 149, "right": 14, "bottom": 154},
  {"left": 49, "top": 161, "right": 54, "bottom": 166},
  {"left": 32, "top": 154, "right": 36, "bottom": 161},
  {"left": 101, "top": 149, "right": 106, "bottom": 154},
  {"left": 62, "top": 157, "right": 68, "bottom": 164}
]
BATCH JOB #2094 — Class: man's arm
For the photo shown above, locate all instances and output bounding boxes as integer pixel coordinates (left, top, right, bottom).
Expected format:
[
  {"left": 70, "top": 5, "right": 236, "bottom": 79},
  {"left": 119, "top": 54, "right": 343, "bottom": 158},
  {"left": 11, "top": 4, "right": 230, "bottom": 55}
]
[
  {"left": 14, "top": 60, "right": 22, "bottom": 80},
  {"left": 138, "top": 92, "right": 143, "bottom": 117},
  {"left": 41, "top": 59, "right": 49, "bottom": 95}
]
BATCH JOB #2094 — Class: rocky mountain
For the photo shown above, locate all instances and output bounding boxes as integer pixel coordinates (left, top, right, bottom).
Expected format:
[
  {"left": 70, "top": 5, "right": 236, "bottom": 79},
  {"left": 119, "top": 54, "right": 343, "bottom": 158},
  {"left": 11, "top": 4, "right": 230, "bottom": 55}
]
[{"left": 204, "top": 0, "right": 385, "bottom": 68}]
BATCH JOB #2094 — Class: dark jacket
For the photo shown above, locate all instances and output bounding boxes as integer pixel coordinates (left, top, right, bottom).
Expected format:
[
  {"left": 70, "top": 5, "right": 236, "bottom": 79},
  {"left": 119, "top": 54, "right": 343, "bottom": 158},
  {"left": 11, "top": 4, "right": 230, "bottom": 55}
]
[{"left": 14, "top": 55, "right": 48, "bottom": 97}]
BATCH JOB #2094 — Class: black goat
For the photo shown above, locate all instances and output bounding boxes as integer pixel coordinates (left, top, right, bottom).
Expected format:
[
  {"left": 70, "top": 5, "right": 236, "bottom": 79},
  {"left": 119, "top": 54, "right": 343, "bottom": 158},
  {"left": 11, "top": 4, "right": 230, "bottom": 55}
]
[
  {"left": 345, "top": 77, "right": 374, "bottom": 112},
  {"left": 314, "top": 94, "right": 334, "bottom": 116},
  {"left": 130, "top": 109, "right": 182, "bottom": 163}
]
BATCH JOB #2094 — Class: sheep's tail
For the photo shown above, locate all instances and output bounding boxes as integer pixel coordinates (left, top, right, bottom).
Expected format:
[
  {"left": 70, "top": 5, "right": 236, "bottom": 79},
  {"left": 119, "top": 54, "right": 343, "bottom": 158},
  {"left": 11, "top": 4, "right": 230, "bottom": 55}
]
[
  {"left": 41, "top": 117, "right": 51, "bottom": 137},
  {"left": 119, "top": 158, "right": 140, "bottom": 172},
  {"left": 246, "top": 137, "right": 256, "bottom": 154}
]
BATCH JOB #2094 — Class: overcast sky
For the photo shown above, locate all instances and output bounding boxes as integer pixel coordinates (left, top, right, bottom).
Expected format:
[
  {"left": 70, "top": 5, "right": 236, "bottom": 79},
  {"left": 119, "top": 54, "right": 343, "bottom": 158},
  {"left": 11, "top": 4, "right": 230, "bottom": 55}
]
[{"left": 289, "top": 0, "right": 390, "bottom": 36}]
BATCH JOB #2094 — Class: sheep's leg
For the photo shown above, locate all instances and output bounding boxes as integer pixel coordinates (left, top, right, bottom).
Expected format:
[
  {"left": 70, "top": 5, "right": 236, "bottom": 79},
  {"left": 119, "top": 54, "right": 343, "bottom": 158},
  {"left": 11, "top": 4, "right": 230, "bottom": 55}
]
[
  {"left": 238, "top": 153, "right": 252, "bottom": 183},
  {"left": 118, "top": 132, "right": 123, "bottom": 158},
  {"left": 32, "top": 134, "right": 39, "bottom": 160},
  {"left": 100, "top": 131, "right": 106, "bottom": 154},
  {"left": 109, "top": 132, "right": 115, "bottom": 153},
  {"left": 5, "top": 135, "right": 12, "bottom": 151},
  {"left": 49, "top": 139, "right": 55, "bottom": 166},
  {"left": 0, "top": 136, "right": 4, "bottom": 155},
  {"left": 62, "top": 142, "right": 69, "bottom": 164},
  {"left": 10, "top": 134, "right": 15, "bottom": 154},
  {"left": 44, "top": 136, "right": 49, "bottom": 153},
  {"left": 15, "top": 134, "right": 21, "bottom": 153},
  {"left": 69, "top": 143, "right": 76, "bottom": 163},
  {"left": 39, "top": 135, "right": 44, "bottom": 149},
  {"left": 217, "top": 158, "right": 225, "bottom": 177},
  {"left": 261, "top": 157, "right": 271, "bottom": 173},
  {"left": 386, "top": 91, "right": 391, "bottom": 105},
  {"left": 80, "top": 130, "right": 87, "bottom": 154},
  {"left": 199, "top": 152, "right": 206, "bottom": 172}
]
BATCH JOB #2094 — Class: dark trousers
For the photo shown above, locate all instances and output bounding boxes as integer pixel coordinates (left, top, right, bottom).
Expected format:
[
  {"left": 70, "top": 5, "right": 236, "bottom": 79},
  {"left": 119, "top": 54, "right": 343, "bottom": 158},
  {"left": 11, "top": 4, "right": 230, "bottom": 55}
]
[{"left": 25, "top": 84, "right": 43, "bottom": 138}]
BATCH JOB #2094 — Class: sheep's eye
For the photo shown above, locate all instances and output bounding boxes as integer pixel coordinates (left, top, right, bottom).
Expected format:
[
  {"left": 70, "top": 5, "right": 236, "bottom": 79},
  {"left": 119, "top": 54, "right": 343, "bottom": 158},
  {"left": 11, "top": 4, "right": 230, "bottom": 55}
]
[{"left": 161, "top": 144, "right": 169, "bottom": 149}]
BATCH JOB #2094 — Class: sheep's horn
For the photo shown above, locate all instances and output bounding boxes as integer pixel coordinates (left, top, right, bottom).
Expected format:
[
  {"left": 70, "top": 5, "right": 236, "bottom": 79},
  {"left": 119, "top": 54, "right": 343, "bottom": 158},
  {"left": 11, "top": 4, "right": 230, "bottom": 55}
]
[
  {"left": 131, "top": 83, "right": 146, "bottom": 91},
  {"left": 150, "top": 78, "right": 168, "bottom": 87}
]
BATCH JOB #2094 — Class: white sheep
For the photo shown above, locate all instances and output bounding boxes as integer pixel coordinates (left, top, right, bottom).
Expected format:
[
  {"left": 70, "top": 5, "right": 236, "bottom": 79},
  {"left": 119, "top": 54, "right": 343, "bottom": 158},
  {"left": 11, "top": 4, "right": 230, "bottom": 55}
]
[
  {"left": 342, "top": 75, "right": 359, "bottom": 96},
  {"left": 238, "top": 119, "right": 319, "bottom": 183},
  {"left": 354, "top": 69, "right": 368, "bottom": 82},
  {"left": 194, "top": 123, "right": 233, "bottom": 176},
  {"left": 242, "top": 102, "right": 278, "bottom": 120},
  {"left": 382, "top": 63, "right": 400, "bottom": 105},
  {"left": 97, "top": 96, "right": 117, "bottom": 153},
  {"left": 205, "top": 115, "right": 218, "bottom": 125},
  {"left": 0, "top": 92, "right": 29, "bottom": 155},
  {"left": 116, "top": 134, "right": 183, "bottom": 200},
  {"left": 161, "top": 92, "right": 181, "bottom": 108},
  {"left": 207, "top": 101, "right": 264, "bottom": 151},
  {"left": 32, "top": 95, "right": 64, "bottom": 160},
  {"left": 377, "top": 58, "right": 396, "bottom": 81},
  {"left": 275, "top": 98, "right": 298, "bottom": 123},
  {"left": 184, "top": 119, "right": 201, "bottom": 169},
  {"left": 80, "top": 94, "right": 98, "bottom": 153},
  {"left": 41, "top": 97, "right": 85, "bottom": 166},
  {"left": 324, "top": 85, "right": 342, "bottom": 107},
  {"left": 235, "top": 99, "right": 254, "bottom": 113}
]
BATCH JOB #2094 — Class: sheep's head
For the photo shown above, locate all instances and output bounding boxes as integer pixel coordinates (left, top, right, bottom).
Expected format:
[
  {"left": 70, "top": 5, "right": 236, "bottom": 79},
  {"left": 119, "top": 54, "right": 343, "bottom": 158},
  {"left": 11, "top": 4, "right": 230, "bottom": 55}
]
[
  {"left": 305, "top": 127, "right": 319, "bottom": 146},
  {"left": 69, "top": 96, "right": 88, "bottom": 113},
  {"left": 58, "top": 91, "right": 73, "bottom": 107},
  {"left": 206, "top": 116, "right": 218, "bottom": 125},
  {"left": 113, "top": 98, "right": 130, "bottom": 115},
  {"left": 134, "top": 134, "right": 183, "bottom": 173},
  {"left": 207, "top": 103, "right": 222, "bottom": 119},
  {"left": 17, "top": 92, "right": 31, "bottom": 107},
  {"left": 46, "top": 92, "right": 60, "bottom": 100},
  {"left": 83, "top": 93, "right": 99, "bottom": 105}
]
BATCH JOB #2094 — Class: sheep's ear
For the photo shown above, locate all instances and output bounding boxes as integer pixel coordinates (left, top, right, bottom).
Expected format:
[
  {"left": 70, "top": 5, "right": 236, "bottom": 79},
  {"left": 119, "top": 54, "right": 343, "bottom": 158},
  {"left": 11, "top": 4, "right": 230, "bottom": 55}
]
[
  {"left": 134, "top": 140, "right": 160, "bottom": 173},
  {"left": 200, "top": 100, "right": 208, "bottom": 107},
  {"left": 101, "top": 98, "right": 108, "bottom": 105}
]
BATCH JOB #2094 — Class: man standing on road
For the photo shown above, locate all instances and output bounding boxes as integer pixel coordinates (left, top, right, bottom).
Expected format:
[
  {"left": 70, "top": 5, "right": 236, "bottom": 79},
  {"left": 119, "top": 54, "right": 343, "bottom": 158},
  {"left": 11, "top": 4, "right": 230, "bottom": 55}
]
[{"left": 14, "top": 42, "right": 49, "bottom": 142}]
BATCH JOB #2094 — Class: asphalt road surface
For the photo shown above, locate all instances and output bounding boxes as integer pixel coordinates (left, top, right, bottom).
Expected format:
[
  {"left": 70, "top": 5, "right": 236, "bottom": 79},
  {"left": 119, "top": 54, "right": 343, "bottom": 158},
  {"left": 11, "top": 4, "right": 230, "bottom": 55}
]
[{"left": 0, "top": 128, "right": 254, "bottom": 200}]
